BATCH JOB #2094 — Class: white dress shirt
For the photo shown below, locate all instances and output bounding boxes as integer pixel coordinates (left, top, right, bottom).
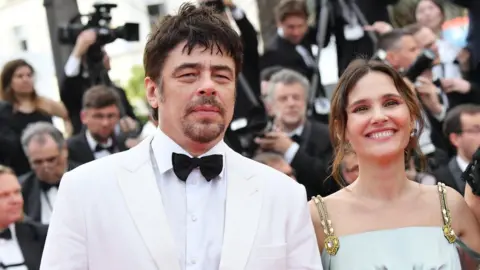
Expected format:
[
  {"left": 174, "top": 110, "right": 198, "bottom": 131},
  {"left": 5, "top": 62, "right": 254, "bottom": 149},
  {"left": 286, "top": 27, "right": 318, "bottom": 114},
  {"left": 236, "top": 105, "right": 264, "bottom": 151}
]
[
  {"left": 40, "top": 187, "right": 58, "bottom": 224},
  {"left": 85, "top": 130, "right": 114, "bottom": 160},
  {"left": 64, "top": 55, "right": 87, "bottom": 78},
  {"left": 456, "top": 155, "right": 470, "bottom": 172},
  {"left": 0, "top": 225, "right": 27, "bottom": 270},
  {"left": 284, "top": 125, "right": 304, "bottom": 164},
  {"left": 151, "top": 129, "right": 227, "bottom": 270}
]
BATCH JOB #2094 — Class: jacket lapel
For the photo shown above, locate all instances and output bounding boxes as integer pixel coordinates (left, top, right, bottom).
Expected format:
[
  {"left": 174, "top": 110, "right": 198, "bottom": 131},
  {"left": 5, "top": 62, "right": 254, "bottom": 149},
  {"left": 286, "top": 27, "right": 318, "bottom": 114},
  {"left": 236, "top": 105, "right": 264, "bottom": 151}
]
[
  {"left": 220, "top": 149, "right": 262, "bottom": 270},
  {"left": 448, "top": 158, "right": 465, "bottom": 194},
  {"left": 16, "top": 221, "right": 44, "bottom": 270},
  {"left": 117, "top": 137, "right": 181, "bottom": 270},
  {"left": 28, "top": 177, "right": 42, "bottom": 222}
]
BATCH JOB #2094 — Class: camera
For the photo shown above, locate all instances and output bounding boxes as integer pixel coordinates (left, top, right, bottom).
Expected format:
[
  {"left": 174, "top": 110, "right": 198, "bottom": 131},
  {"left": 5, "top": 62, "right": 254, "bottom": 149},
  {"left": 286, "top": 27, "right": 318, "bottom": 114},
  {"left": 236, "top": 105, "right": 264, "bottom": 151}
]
[
  {"left": 58, "top": 3, "right": 139, "bottom": 60},
  {"left": 404, "top": 49, "right": 436, "bottom": 82},
  {"left": 200, "top": 0, "right": 226, "bottom": 13},
  {"left": 58, "top": 3, "right": 140, "bottom": 86}
]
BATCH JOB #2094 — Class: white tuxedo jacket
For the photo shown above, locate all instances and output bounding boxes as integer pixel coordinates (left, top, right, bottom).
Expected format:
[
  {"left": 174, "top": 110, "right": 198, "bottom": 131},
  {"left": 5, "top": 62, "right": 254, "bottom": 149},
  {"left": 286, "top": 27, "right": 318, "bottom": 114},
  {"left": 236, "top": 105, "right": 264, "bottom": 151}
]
[{"left": 40, "top": 136, "right": 322, "bottom": 270}]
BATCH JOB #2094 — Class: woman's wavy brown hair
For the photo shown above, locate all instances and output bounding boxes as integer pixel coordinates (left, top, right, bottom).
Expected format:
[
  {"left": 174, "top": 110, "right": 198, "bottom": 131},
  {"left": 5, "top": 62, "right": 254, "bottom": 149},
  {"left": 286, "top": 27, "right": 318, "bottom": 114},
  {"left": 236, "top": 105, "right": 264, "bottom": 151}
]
[
  {"left": 0, "top": 59, "right": 38, "bottom": 106},
  {"left": 329, "top": 59, "right": 426, "bottom": 186}
]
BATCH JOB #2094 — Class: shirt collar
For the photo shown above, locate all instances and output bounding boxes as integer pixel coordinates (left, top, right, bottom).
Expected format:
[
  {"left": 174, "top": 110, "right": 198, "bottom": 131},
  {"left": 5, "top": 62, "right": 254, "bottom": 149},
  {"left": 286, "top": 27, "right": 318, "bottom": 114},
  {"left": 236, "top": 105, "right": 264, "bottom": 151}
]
[
  {"left": 151, "top": 128, "right": 226, "bottom": 178},
  {"left": 456, "top": 155, "right": 470, "bottom": 172},
  {"left": 286, "top": 124, "right": 304, "bottom": 137},
  {"left": 85, "top": 130, "right": 113, "bottom": 152}
]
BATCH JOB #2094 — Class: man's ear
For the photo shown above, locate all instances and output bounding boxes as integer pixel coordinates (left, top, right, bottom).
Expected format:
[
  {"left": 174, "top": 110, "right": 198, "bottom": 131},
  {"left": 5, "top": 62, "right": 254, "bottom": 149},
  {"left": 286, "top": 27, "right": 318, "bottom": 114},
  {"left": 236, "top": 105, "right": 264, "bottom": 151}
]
[
  {"left": 385, "top": 51, "right": 397, "bottom": 67},
  {"left": 80, "top": 110, "right": 88, "bottom": 125},
  {"left": 449, "top": 133, "right": 460, "bottom": 149},
  {"left": 145, "top": 76, "right": 160, "bottom": 108}
]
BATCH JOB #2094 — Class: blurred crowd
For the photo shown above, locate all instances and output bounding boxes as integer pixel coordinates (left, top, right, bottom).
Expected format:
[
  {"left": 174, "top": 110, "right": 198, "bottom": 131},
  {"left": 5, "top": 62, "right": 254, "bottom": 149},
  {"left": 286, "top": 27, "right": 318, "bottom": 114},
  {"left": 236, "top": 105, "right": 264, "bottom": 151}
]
[{"left": 0, "top": 0, "right": 479, "bottom": 268}]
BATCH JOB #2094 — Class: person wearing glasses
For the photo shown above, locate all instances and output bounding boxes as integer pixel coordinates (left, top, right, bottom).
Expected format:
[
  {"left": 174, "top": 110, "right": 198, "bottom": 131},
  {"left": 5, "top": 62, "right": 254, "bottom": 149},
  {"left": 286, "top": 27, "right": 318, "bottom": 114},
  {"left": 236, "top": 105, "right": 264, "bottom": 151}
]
[{"left": 18, "top": 122, "right": 79, "bottom": 224}]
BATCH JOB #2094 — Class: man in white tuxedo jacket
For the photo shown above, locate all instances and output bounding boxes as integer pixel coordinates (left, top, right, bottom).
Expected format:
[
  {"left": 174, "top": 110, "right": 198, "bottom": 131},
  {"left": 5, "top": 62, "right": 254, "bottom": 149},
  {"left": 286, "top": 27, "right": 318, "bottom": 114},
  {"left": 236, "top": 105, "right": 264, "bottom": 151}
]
[{"left": 40, "top": 3, "right": 322, "bottom": 270}]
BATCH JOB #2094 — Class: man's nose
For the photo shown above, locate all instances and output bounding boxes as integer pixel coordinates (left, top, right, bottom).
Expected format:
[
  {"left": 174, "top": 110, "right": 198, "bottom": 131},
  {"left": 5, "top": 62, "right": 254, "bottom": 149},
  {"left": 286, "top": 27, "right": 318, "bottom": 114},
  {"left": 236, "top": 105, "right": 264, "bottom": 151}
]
[{"left": 196, "top": 76, "right": 217, "bottom": 96}]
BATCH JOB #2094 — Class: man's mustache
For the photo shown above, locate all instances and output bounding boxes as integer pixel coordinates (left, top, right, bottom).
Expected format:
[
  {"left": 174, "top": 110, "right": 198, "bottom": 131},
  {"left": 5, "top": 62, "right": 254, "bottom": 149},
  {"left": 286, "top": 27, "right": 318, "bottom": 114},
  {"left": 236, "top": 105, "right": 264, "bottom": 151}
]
[{"left": 186, "top": 96, "right": 225, "bottom": 115}]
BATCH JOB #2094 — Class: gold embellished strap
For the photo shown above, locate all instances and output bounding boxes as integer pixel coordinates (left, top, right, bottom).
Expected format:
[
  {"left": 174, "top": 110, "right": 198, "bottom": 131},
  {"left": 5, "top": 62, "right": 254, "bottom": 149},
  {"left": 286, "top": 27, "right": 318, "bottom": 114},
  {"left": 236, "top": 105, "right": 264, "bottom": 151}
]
[
  {"left": 312, "top": 195, "right": 339, "bottom": 255},
  {"left": 437, "top": 182, "right": 457, "bottom": 243}
]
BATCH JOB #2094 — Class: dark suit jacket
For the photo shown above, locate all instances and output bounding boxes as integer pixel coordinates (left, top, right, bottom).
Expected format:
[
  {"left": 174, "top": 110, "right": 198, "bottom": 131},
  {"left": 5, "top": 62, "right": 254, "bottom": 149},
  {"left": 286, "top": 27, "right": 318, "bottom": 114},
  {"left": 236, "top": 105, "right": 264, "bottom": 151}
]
[
  {"left": 67, "top": 131, "right": 127, "bottom": 165},
  {"left": 261, "top": 30, "right": 319, "bottom": 82},
  {"left": 60, "top": 74, "right": 138, "bottom": 135},
  {"left": 315, "top": 0, "right": 399, "bottom": 75},
  {"left": 290, "top": 120, "right": 338, "bottom": 198},
  {"left": 232, "top": 11, "right": 262, "bottom": 120},
  {"left": 432, "top": 157, "right": 465, "bottom": 195},
  {"left": 0, "top": 101, "right": 22, "bottom": 172},
  {"left": 19, "top": 161, "right": 79, "bottom": 223},
  {"left": 10, "top": 218, "right": 48, "bottom": 270}
]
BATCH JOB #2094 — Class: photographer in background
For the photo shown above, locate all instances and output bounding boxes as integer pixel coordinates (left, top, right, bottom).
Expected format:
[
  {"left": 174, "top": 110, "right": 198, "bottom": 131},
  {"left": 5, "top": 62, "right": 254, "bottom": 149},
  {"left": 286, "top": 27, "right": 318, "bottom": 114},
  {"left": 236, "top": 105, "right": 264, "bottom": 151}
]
[
  {"left": 60, "top": 29, "right": 139, "bottom": 136},
  {"left": 406, "top": 24, "right": 480, "bottom": 110},
  {"left": 200, "top": 0, "right": 262, "bottom": 120},
  {"left": 254, "top": 69, "right": 337, "bottom": 198},
  {"left": 376, "top": 30, "right": 450, "bottom": 169}
]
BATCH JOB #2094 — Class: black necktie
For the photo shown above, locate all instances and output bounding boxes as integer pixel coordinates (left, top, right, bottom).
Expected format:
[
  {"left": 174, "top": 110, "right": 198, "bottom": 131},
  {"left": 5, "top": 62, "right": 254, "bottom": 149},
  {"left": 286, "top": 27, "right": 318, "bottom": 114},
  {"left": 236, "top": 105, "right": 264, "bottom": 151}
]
[
  {"left": 0, "top": 228, "right": 12, "bottom": 240},
  {"left": 95, "top": 144, "right": 115, "bottom": 153},
  {"left": 172, "top": 153, "right": 223, "bottom": 181}
]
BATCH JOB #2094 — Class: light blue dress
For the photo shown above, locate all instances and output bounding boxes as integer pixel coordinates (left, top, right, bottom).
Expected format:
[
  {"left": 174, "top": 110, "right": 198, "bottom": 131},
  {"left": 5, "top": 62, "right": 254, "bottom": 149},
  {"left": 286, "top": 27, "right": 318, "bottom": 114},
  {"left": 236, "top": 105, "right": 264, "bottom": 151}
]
[
  {"left": 313, "top": 183, "right": 466, "bottom": 270},
  {"left": 321, "top": 226, "right": 461, "bottom": 270}
]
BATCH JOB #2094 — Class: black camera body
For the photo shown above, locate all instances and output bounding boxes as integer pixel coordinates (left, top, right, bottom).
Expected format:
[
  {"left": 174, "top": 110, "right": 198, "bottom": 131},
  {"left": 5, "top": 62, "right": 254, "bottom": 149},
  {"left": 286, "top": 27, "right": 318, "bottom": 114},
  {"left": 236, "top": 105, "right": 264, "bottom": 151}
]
[
  {"left": 58, "top": 3, "right": 140, "bottom": 86},
  {"left": 404, "top": 49, "right": 436, "bottom": 82},
  {"left": 462, "top": 148, "right": 480, "bottom": 196},
  {"left": 58, "top": 3, "right": 139, "bottom": 59}
]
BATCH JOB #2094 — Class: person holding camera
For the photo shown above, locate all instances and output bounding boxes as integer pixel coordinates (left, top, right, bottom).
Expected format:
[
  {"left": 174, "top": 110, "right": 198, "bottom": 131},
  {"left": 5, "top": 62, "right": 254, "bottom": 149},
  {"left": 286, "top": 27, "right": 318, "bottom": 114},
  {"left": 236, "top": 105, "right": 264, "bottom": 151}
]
[
  {"left": 376, "top": 29, "right": 450, "bottom": 169},
  {"left": 254, "top": 69, "right": 337, "bottom": 198},
  {"left": 60, "top": 29, "right": 139, "bottom": 136}
]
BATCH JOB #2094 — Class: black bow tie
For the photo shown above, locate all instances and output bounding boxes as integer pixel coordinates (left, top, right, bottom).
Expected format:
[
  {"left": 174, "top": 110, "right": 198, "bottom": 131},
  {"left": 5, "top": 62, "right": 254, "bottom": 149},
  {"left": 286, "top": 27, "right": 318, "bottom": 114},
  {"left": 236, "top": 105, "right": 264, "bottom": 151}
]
[
  {"left": 94, "top": 144, "right": 115, "bottom": 153},
  {"left": 0, "top": 228, "right": 12, "bottom": 240},
  {"left": 39, "top": 181, "right": 59, "bottom": 192},
  {"left": 291, "top": 134, "right": 302, "bottom": 144},
  {"left": 172, "top": 153, "right": 223, "bottom": 182}
]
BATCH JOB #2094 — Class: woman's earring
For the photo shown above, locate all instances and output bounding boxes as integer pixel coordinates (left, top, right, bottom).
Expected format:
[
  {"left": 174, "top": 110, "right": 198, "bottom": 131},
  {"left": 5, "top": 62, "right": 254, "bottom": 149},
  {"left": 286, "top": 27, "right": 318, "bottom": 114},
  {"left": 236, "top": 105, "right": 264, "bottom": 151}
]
[{"left": 410, "top": 128, "right": 417, "bottom": 137}]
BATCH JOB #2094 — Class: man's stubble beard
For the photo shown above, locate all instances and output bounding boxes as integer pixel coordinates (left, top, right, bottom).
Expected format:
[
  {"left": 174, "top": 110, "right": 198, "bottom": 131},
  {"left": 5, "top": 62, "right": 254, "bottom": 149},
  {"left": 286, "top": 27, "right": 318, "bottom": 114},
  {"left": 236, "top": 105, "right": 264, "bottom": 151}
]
[{"left": 181, "top": 95, "right": 228, "bottom": 144}]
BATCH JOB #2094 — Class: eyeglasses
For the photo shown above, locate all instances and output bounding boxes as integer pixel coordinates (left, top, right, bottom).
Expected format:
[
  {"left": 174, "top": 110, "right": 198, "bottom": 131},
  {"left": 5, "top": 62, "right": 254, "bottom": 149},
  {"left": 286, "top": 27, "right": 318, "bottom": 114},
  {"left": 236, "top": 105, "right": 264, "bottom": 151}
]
[{"left": 30, "top": 155, "right": 59, "bottom": 168}]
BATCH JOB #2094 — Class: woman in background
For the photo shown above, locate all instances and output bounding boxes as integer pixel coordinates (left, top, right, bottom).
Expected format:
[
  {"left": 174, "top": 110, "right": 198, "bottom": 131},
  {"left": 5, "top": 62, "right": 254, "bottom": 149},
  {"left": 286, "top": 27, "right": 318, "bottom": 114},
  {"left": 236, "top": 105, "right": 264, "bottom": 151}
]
[
  {"left": 310, "top": 59, "right": 480, "bottom": 269},
  {"left": 0, "top": 59, "right": 71, "bottom": 175}
]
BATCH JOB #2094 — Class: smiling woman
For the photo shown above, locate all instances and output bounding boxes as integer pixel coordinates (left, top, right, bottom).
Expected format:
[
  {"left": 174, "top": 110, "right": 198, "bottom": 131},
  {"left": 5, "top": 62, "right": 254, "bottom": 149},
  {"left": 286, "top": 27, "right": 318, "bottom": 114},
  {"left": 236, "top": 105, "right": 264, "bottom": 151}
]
[
  {"left": 329, "top": 59, "right": 424, "bottom": 182},
  {"left": 309, "top": 59, "right": 480, "bottom": 269}
]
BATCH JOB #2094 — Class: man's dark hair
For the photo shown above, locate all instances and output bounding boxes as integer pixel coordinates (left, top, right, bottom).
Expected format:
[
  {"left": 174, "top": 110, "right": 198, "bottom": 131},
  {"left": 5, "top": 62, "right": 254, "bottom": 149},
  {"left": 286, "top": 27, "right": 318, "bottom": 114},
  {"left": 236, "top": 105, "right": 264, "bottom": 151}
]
[
  {"left": 443, "top": 104, "right": 480, "bottom": 136},
  {"left": 377, "top": 29, "right": 410, "bottom": 52},
  {"left": 82, "top": 85, "right": 121, "bottom": 110},
  {"left": 260, "top": 66, "right": 284, "bottom": 82},
  {"left": 275, "top": 0, "right": 308, "bottom": 23},
  {"left": 143, "top": 3, "right": 243, "bottom": 121}
]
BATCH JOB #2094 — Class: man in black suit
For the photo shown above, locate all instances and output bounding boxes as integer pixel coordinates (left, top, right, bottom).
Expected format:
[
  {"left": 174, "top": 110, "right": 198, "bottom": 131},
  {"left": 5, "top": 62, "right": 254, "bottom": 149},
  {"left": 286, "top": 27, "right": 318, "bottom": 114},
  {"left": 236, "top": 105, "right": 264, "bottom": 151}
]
[
  {"left": 260, "top": 0, "right": 326, "bottom": 96},
  {"left": 61, "top": 29, "right": 138, "bottom": 135},
  {"left": 314, "top": 0, "right": 399, "bottom": 76},
  {"left": 201, "top": 0, "right": 262, "bottom": 120},
  {"left": 18, "top": 122, "right": 78, "bottom": 224},
  {"left": 254, "top": 69, "right": 337, "bottom": 197},
  {"left": 433, "top": 104, "right": 480, "bottom": 195},
  {"left": 67, "top": 85, "right": 129, "bottom": 165},
  {"left": 378, "top": 30, "right": 450, "bottom": 169},
  {"left": 0, "top": 165, "right": 47, "bottom": 270}
]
